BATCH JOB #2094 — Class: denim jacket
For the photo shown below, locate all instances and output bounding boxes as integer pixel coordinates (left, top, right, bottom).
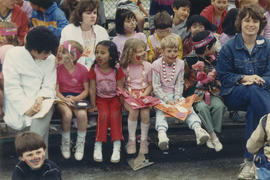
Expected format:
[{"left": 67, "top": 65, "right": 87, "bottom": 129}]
[{"left": 217, "top": 33, "right": 270, "bottom": 96}]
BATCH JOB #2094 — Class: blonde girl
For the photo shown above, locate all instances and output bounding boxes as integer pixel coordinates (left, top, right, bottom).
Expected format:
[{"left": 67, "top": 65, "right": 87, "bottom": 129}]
[
  {"left": 56, "top": 40, "right": 89, "bottom": 161},
  {"left": 120, "top": 38, "right": 152, "bottom": 155}
]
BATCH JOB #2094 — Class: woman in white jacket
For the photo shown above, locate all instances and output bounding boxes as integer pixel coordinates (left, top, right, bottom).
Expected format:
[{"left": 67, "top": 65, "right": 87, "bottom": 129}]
[
  {"left": 60, "top": 0, "right": 109, "bottom": 70},
  {"left": 3, "top": 26, "right": 59, "bottom": 157}
]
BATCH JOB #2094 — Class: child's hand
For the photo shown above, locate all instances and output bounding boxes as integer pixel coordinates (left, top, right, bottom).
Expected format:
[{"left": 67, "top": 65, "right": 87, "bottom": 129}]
[
  {"left": 64, "top": 97, "right": 74, "bottom": 106},
  {"left": 88, "top": 106, "right": 97, "bottom": 112},
  {"left": 166, "top": 100, "right": 174, "bottom": 105},
  {"left": 66, "top": 95, "right": 78, "bottom": 102},
  {"left": 174, "top": 97, "right": 185, "bottom": 104}
]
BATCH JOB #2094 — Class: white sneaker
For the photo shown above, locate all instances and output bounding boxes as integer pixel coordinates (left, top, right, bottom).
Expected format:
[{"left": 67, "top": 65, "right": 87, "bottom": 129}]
[
  {"left": 74, "top": 141, "right": 85, "bottom": 161},
  {"left": 206, "top": 139, "right": 214, "bottom": 149},
  {"left": 158, "top": 131, "right": 169, "bottom": 150},
  {"left": 61, "top": 140, "right": 71, "bottom": 159},
  {"left": 238, "top": 159, "right": 255, "bottom": 180},
  {"left": 93, "top": 143, "right": 103, "bottom": 162},
  {"left": 111, "top": 150, "right": 120, "bottom": 163},
  {"left": 212, "top": 138, "right": 223, "bottom": 152},
  {"left": 194, "top": 126, "right": 210, "bottom": 145}
]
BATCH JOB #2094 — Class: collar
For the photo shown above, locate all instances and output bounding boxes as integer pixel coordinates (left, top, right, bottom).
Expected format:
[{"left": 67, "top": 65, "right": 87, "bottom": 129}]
[
  {"left": 173, "top": 20, "right": 187, "bottom": 30},
  {"left": 235, "top": 33, "right": 266, "bottom": 50}
]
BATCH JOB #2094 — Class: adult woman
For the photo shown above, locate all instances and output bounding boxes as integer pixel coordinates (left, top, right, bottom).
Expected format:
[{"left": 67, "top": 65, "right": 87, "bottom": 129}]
[
  {"left": 60, "top": 0, "right": 109, "bottom": 70},
  {"left": 217, "top": 4, "right": 270, "bottom": 180}
]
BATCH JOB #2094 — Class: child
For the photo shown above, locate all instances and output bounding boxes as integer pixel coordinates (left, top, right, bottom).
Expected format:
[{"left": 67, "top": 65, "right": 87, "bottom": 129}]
[
  {"left": 89, "top": 40, "right": 124, "bottom": 163},
  {"left": 264, "top": 0, "right": 270, "bottom": 40},
  {"left": 247, "top": 114, "right": 270, "bottom": 180},
  {"left": 29, "top": 0, "right": 68, "bottom": 38},
  {"left": 56, "top": 40, "right": 88, "bottom": 161},
  {"left": 183, "top": 15, "right": 217, "bottom": 57},
  {"left": 113, "top": 8, "right": 147, "bottom": 57},
  {"left": 152, "top": 34, "right": 210, "bottom": 150},
  {"left": 147, "top": 11, "right": 183, "bottom": 63},
  {"left": 219, "top": 8, "right": 238, "bottom": 46},
  {"left": 172, "top": 0, "right": 191, "bottom": 41},
  {"left": 12, "top": 131, "right": 61, "bottom": 180},
  {"left": 184, "top": 31, "right": 225, "bottom": 152},
  {"left": 120, "top": 38, "right": 152, "bottom": 155},
  {"left": 200, "top": 0, "right": 229, "bottom": 34},
  {"left": 0, "top": 22, "right": 20, "bottom": 119},
  {"left": 117, "top": 0, "right": 149, "bottom": 32}
]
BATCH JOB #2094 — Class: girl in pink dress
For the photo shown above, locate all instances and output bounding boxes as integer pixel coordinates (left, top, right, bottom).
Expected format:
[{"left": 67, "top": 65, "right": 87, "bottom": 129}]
[
  {"left": 89, "top": 40, "right": 124, "bottom": 163},
  {"left": 120, "top": 38, "right": 152, "bottom": 155},
  {"left": 56, "top": 40, "right": 89, "bottom": 161}
]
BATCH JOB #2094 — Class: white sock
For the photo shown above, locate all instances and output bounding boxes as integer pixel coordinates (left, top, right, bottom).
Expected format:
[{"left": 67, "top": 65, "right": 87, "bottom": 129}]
[
  {"left": 62, "top": 131, "right": 70, "bottom": 142},
  {"left": 113, "top": 140, "right": 121, "bottom": 151},
  {"left": 141, "top": 122, "right": 150, "bottom": 141},
  {"left": 77, "top": 130, "right": 86, "bottom": 143},
  {"left": 95, "top": 141, "right": 102, "bottom": 150},
  {"left": 128, "top": 120, "right": 137, "bottom": 141}
]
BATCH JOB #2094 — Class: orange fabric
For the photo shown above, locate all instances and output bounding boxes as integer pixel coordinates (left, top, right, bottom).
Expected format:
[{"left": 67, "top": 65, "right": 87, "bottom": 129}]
[{"left": 154, "top": 94, "right": 198, "bottom": 121}]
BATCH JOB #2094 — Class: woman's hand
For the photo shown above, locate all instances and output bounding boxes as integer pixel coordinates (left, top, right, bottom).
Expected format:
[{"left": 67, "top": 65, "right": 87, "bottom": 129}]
[{"left": 240, "top": 75, "right": 265, "bottom": 85}]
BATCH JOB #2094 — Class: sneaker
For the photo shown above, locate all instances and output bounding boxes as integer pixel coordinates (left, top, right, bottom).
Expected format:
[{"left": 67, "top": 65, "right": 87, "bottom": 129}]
[
  {"left": 111, "top": 150, "right": 120, "bottom": 163},
  {"left": 61, "top": 140, "right": 71, "bottom": 159},
  {"left": 158, "top": 131, "right": 169, "bottom": 150},
  {"left": 212, "top": 138, "right": 223, "bottom": 152},
  {"left": 238, "top": 159, "right": 255, "bottom": 180},
  {"left": 206, "top": 139, "right": 214, "bottom": 149},
  {"left": 139, "top": 140, "right": 149, "bottom": 154},
  {"left": 93, "top": 147, "right": 103, "bottom": 162},
  {"left": 194, "top": 127, "right": 210, "bottom": 145},
  {"left": 126, "top": 139, "right": 136, "bottom": 154},
  {"left": 74, "top": 141, "right": 85, "bottom": 161}
]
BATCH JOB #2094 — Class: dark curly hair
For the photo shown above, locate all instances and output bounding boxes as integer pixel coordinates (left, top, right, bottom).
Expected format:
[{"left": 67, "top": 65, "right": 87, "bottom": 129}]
[
  {"left": 25, "top": 26, "right": 59, "bottom": 55},
  {"left": 70, "top": 0, "right": 99, "bottom": 27},
  {"left": 93, "top": 40, "right": 119, "bottom": 69},
  {"left": 222, "top": 8, "right": 238, "bottom": 36},
  {"left": 115, "top": 9, "right": 136, "bottom": 35},
  {"left": 235, "top": 3, "right": 267, "bottom": 35}
]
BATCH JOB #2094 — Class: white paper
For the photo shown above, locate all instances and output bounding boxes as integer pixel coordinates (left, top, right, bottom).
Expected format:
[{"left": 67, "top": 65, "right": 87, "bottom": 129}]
[{"left": 31, "top": 98, "right": 55, "bottom": 119}]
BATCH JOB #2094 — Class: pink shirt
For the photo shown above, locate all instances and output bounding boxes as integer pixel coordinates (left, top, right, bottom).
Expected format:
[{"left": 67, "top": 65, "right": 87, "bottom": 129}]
[
  {"left": 123, "top": 61, "right": 152, "bottom": 90},
  {"left": 112, "top": 32, "right": 147, "bottom": 57},
  {"left": 0, "top": 44, "right": 15, "bottom": 79},
  {"left": 88, "top": 65, "right": 125, "bottom": 98},
  {"left": 57, "top": 63, "right": 88, "bottom": 93}
]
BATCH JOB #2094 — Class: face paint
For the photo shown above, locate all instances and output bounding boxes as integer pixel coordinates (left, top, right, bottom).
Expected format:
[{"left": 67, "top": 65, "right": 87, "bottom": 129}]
[{"left": 136, "top": 52, "right": 147, "bottom": 61}]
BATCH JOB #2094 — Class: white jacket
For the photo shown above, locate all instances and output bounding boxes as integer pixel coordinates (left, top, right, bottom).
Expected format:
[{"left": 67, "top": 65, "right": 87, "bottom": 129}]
[
  {"left": 60, "top": 24, "right": 109, "bottom": 70},
  {"left": 3, "top": 47, "right": 56, "bottom": 130}
]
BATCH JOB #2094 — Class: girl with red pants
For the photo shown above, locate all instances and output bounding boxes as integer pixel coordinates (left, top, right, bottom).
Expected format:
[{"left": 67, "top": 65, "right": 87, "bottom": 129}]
[{"left": 89, "top": 40, "right": 124, "bottom": 163}]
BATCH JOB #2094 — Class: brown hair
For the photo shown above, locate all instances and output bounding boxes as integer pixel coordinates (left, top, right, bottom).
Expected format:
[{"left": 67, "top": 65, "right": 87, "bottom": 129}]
[
  {"left": 0, "top": 22, "right": 20, "bottom": 46},
  {"left": 120, "top": 38, "right": 146, "bottom": 68},
  {"left": 238, "top": 0, "right": 259, "bottom": 8},
  {"left": 235, "top": 3, "right": 266, "bottom": 35},
  {"left": 70, "top": 0, "right": 99, "bottom": 26},
  {"left": 15, "top": 131, "right": 46, "bottom": 157},
  {"left": 154, "top": 11, "right": 172, "bottom": 30}
]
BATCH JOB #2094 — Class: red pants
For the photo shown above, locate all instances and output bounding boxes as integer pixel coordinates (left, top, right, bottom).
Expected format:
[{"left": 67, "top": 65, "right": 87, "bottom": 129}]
[{"left": 95, "top": 96, "right": 124, "bottom": 142}]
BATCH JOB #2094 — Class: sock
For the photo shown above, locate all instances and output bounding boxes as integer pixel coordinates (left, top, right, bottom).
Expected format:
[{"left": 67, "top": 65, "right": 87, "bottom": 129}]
[
  {"left": 77, "top": 130, "right": 86, "bottom": 143},
  {"left": 113, "top": 140, "right": 121, "bottom": 151},
  {"left": 141, "top": 122, "right": 150, "bottom": 141},
  {"left": 128, "top": 120, "right": 137, "bottom": 141},
  {"left": 192, "top": 123, "right": 201, "bottom": 131},
  {"left": 62, "top": 131, "right": 70, "bottom": 142},
  {"left": 95, "top": 141, "right": 102, "bottom": 150}
]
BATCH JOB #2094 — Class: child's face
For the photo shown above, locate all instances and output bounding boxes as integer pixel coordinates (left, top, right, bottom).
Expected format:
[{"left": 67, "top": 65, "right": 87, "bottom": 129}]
[
  {"left": 20, "top": 147, "right": 45, "bottom": 170},
  {"left": 132, "top": 46, "right": 146, "bottom": 64},
  {"left": 190, "top": 23, "right": 205, "bottom": 37},
  {"left": 162, "top": 47, "right": 178, "bottom": 65},
  {"left": 124, "top": 17, "right": 137, "bottom": 34},
  {"left": 212, "top": 0, "right": 229, "bottom": 15},
  {"left": 61, "top": 49, "right": 75, "bottom": 64},
  {"left": 95, "top": 44, "right": 111, "bottom": 67},
  {"left": 156, "top": 27, "right": 172, "bottom": 39},
  {"left": 82, "top": 8, "right": 98, "bottom": 26},
  {"left": 173, "top": 6, "right": 190, "bottom": 22}
]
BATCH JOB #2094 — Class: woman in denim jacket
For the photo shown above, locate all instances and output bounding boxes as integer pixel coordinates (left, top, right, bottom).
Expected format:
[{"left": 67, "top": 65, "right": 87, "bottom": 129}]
[{"left": 217, "top": 4, "right": 270, "bottom": 180}]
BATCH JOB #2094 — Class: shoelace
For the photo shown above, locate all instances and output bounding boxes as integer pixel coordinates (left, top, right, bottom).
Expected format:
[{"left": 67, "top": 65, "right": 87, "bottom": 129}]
[{"left": 73, "top": 141, "right": 84, "bottom": 153}]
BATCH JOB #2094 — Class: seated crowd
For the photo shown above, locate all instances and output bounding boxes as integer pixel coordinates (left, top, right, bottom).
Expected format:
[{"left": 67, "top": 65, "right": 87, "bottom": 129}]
[{"left": 1, "top": 0, "right": 270, "bottom": 179}]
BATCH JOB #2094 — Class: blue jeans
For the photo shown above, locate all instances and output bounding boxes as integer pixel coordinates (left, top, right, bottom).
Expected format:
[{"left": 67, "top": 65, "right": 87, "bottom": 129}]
[
  {"left": 223, "top": 85, "right": 270, "bottom": 160},
  {"left": 155, "top": 94, "right": 201, "bottom": 131}
]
